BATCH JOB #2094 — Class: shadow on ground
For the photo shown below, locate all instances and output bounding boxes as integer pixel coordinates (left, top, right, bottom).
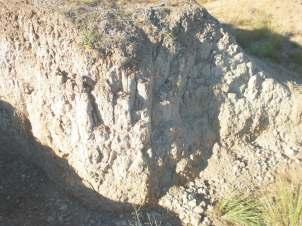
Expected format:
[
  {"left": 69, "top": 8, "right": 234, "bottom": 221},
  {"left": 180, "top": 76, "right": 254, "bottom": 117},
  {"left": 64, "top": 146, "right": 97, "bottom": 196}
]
[
  {"left": 225, "top": 24, "right": 302, "bottom": 80},
  {"left": 0, "top": 100, "right": 182, "bottom": 226}
]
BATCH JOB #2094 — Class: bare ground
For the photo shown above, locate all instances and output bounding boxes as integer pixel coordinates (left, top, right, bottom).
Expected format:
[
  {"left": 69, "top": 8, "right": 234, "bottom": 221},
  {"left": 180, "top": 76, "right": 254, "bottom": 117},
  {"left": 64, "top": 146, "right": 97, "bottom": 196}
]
[
  {"left": 200, "top": 0, "right": 302, "bottom": 75},
  {"left": 0, "top": 134, "right": 122, "bottom": 226},
  {"left": 0, "top": 101, "right": 181, "bottom": 226}
]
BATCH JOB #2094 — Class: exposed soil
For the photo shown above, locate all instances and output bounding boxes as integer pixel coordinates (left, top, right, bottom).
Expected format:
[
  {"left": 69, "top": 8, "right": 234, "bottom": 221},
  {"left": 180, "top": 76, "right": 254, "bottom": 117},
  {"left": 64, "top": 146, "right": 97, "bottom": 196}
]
[
  {"left": 0, "top": 101, "right": 180, "bottom": 226},
  {"left": 0, "top": 1, "right": 301, "bottom": 226},
  {"left": 0, "top": 134, "right": 121, "bottom": 226}
]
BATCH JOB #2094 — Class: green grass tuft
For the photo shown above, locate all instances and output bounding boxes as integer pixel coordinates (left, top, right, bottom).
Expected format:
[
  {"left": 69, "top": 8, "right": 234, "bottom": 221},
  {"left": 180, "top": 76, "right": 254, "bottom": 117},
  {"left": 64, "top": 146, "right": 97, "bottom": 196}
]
[
  {"left": 216, "top": 180, "right": 302, "bottom": 226},
  {"left": 217, "top": 194, "right": 264, "bottom": 226},
  {"left": 81, "top": 30, "right": 101, "bottom": 50},
  {"left": 235, "top": 27, "right": 283, "bottom": 63}
]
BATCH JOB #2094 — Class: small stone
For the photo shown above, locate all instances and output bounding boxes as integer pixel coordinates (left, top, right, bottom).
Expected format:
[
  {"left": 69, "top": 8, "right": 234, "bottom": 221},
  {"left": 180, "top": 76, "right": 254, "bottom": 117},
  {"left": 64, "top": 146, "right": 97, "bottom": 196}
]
[
  {"left": 190, "top": 214, "right": 201, "bottom": 225},
  {"left": 207, "top": 205, "right": 213, "bottom": 211},
  {"left": 59, "top": 204, "right": 68, "bottom": 211},
  {"left": 202, "top": 217, "right": 210, "bottom": 225},
  {"left": 285, "top": 148, "right": 297, "bottom": 157},
  {"left": 193, "top": 206, "right": 204, "bottom": 214},
  {"left": 295, "top": 158, "right": 302, "bottom": 163},
  {"left": 188, "top": 199, "right": 197, "bottom": 207},
  {"left": 198, "top": 188, "right": 205, "bottom": 194},
  {"left": 187, "top": 194, "right": 194, "bottom": 201},
  {"left": 200, "top": 201, "right": 206, "bottom": 207}
]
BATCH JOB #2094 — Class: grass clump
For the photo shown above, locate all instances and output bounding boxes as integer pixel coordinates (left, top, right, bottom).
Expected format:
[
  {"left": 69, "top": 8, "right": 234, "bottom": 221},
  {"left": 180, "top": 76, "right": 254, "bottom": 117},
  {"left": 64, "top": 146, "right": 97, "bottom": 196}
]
[
  {"left": 81, "top": 29, "right": 101, "bottom": 50},
  {"left": 231, "top": 11, "right": 283, "bottom": 63},
  {"left": 217, "top": 194, "right": 264, "bottom": 226},
  {"left": 262, "top": 180, "right": 302, "bottom": 226},
  {"left": 130, "top": 207, "right": 162, "bottom": 226},
  {"left": 238, "top": 29, "right": 283, "bottom": 63},
  {"left": 68, "top": 0, "right": 99, "bottom": 5},
  {"left": 216, "top": 180, "right": 302, "bottom": 226}
]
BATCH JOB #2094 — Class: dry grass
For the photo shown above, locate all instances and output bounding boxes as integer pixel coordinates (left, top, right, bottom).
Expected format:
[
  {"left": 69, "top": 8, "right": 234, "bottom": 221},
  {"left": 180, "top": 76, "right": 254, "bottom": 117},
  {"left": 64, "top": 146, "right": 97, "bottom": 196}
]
[
  {"left": 216, "top": 179, "right": 302, "bottom": 226},
  {"left": 200, "top": 0, "right": 302, "bottom": 75},
  {"left": 261, "top": 179, "right": 302, "bottom": 226},
  {"left": 222, "top": 9, "right": 283, "bottom": 64},
  {"left": 64, "top": 0, "right": 302, "bottom": 74},
  {"left": 129, "top": 207, "right": 163, "bottom": 226},
  {"left": 81, "top": 29, "right": 101, "bottom": 49},
  {"left": 68, "top": 0, "right": 99, "bottom": 4}
]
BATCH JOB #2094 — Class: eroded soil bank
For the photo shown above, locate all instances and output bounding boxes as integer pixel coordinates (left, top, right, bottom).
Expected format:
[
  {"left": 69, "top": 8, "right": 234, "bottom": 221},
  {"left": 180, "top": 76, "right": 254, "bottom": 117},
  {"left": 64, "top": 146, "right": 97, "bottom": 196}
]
[{"left": 0, "top": 0, "right": 301, "bottom": 225}]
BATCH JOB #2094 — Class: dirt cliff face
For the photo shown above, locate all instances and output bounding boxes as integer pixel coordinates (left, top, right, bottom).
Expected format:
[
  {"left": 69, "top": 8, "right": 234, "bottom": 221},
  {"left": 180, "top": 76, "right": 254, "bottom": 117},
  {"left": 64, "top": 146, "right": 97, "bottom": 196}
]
[{"left": 0, "top": 0, "right": 301, "bottom": 225}]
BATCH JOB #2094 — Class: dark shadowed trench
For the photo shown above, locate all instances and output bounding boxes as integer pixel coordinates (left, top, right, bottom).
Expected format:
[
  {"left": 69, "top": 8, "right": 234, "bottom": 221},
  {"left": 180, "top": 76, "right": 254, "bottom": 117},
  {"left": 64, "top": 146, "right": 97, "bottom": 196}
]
[{"left": 0, "top": 100, "right": 182, "bottom": 226}]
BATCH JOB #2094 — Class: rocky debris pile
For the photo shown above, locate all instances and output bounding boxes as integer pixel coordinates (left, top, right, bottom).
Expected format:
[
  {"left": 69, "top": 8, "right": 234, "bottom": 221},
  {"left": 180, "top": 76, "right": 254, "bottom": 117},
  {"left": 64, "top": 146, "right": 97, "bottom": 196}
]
[
  {"left": 159, "top": 182, "right": 213, "bottom": 225},
  {"left": 0, "top": 0, "right": 301, "bottom": 225}
]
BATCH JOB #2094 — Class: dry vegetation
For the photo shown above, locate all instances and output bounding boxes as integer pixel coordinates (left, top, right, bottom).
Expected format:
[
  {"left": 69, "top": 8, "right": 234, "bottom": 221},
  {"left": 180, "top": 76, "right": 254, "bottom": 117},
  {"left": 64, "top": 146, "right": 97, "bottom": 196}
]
[
  {"left": 216, "top": 178, "right": 302, "bottom": 226},
  {"left": 71, "top": 0, "right": 302, "bottom": 75},
  {"left": 199, "top": 0, "right": 302, "bottom": 75}
]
